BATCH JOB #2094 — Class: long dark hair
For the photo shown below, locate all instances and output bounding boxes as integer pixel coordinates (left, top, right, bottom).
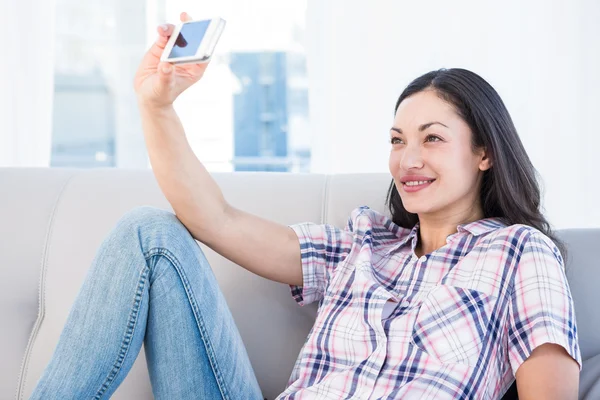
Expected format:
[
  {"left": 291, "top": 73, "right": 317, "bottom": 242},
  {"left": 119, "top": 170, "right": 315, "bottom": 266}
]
[{"left": 385, "top": 68, "right": 567, "bottom": 262}]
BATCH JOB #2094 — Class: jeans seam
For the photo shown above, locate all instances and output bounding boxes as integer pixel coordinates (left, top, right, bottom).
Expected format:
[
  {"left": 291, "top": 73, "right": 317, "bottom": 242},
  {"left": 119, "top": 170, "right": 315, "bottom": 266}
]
[
  {"left": 92, "top": 265, "right": 150, "bottom": 399},
  {"left": 145, "top": 247, "right": 231, "bottom": 400}
]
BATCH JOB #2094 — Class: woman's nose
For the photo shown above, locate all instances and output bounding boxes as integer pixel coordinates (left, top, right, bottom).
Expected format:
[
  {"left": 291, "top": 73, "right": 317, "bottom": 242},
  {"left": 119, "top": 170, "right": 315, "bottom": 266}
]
[{"left": 400, "top": 144, "right": 424, "bottom": 170}]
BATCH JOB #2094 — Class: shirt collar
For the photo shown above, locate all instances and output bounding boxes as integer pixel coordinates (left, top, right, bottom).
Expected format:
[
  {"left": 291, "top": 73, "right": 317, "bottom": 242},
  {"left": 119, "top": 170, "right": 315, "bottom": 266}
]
[
  {"left": 456, "top": 217, "right": 507, "bottom": 236},
  {"left": 388, "top": 217, "right": 507, "bottom": 254}
]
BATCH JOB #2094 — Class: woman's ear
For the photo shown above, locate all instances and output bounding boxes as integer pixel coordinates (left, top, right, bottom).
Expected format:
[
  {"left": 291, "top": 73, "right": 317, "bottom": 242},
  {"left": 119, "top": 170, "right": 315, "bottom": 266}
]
[{"left": 478, "top": 148, "right": 493, "bottom": 171}]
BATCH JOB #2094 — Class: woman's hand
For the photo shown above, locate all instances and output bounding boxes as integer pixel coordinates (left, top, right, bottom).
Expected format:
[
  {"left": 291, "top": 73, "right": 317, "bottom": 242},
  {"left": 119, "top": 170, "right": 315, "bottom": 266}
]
[{"left": 133, "top": 12, "right": 209, "bottom": 109}]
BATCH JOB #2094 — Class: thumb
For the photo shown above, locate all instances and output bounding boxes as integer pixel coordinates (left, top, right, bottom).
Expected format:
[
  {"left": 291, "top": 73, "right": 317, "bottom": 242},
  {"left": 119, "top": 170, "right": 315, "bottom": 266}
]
[{"left": 158, "top": 62, "right": 174, "bottom": 84}]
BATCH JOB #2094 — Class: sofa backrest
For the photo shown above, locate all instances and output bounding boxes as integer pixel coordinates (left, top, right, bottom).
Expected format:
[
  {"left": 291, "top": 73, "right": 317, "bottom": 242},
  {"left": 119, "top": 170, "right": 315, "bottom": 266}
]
[{"left": 556, "top": 229, "right": 600, "bottom": 361}]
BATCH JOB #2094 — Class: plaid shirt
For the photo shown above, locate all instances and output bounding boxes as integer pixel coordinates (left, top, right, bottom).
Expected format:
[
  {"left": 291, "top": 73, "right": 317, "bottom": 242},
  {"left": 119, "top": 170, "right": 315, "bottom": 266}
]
[{"left": 277, "top": 206, "right": 582, "bottom": 399}]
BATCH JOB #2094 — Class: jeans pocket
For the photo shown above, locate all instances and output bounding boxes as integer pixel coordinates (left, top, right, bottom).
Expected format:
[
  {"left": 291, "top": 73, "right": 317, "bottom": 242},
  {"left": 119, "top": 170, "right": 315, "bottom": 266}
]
[{"left": 410, "top": 285, "right": 496, "bottom": 366}]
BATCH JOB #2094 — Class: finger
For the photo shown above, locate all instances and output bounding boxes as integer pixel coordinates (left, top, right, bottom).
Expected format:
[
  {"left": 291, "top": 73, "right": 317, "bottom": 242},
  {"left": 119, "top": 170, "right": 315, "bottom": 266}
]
[
  {"left": 152, "top": 33, "right": 170, "bottom": 52},
  {"left": 180, "top": 12, "right": 193, "bottom": 22},
  {"left": 158, "top": 62, "right": 174, "bottom": 84},
  {"left": 156, "top": 23, "right": 175, "bottom": 37},
  {"left": 147, "top": 29, "right": 172, "bottom": 59}
]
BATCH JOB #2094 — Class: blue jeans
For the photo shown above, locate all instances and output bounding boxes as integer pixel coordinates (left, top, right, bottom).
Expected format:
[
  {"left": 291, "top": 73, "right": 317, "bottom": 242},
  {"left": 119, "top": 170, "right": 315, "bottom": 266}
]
[{"left": 30, "top": 206, "right": 264, "bottom": 399}]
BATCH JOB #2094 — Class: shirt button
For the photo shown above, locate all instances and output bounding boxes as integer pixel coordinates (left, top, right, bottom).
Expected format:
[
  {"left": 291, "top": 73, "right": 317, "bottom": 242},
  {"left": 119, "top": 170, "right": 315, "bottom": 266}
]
[{"left": 419, "top": 256, "right": 427, "bottom": 263}]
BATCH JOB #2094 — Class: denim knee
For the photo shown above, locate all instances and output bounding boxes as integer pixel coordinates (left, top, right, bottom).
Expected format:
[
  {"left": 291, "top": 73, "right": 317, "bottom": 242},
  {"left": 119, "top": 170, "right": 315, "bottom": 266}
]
[
  {"left": 118, "top": 206, "right": 179, "bottom": 229},
  {"left": 116, "top": 205, "right": 187, "bottom": 235},
  {"left": 107, "top": 205, "right": 195, "bottom": 250}
]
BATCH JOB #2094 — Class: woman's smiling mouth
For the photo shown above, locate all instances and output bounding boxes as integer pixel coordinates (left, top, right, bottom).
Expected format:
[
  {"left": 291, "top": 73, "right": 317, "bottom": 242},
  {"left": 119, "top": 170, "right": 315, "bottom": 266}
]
[{"left": 401, "top": 179, "right": 436, "bottom": 193}]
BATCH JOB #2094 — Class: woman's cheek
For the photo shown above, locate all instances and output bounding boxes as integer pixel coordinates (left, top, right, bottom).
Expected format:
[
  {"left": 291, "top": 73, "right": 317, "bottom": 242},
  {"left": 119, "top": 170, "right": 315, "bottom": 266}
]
[{"left": 388, "top": 152, "right": 401, "bottom": 174}]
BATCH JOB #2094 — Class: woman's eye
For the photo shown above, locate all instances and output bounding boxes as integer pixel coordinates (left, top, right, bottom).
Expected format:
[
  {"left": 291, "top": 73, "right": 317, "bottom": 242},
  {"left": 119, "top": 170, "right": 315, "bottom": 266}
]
[
  {"left": 390, "top": 137, "right": 403, "bottom": 144},
  {"left": 426, "top": 135, "right": 442, "bottom": 142}
]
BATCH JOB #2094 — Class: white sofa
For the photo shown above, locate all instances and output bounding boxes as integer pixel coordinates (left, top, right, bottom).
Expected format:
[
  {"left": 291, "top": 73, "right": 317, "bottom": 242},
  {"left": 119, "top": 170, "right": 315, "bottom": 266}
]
[{"left": 2, "top": 168, "right": 599, "bottom": 399}]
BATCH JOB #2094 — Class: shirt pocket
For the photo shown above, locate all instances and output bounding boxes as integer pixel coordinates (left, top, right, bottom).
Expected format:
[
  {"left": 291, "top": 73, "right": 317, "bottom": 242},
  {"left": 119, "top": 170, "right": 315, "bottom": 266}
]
[{"left": 410, "top": 284, "right": 496, "bottom": 366}]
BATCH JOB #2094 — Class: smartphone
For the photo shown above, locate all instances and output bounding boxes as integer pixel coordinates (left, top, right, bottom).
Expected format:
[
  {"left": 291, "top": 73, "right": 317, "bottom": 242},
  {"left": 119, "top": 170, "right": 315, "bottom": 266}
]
[{"left": 161, "top": 17, "right": 226, "bottom": 65}]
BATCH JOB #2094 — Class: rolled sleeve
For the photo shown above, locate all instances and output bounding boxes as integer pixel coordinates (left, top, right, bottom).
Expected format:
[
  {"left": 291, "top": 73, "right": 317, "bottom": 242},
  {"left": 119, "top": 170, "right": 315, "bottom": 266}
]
[
  {"left": 507, "top": 231, "right": 583, "bottom": 374},
  {"left": 287, "top": 221, "right": 354, "bottom": 306}
]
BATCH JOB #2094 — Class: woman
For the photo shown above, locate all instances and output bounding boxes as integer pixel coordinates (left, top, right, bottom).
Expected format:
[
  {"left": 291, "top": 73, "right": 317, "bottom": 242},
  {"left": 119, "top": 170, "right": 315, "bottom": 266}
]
[{"left": 31, "top": 12, "right": 581, "bottom": 400}]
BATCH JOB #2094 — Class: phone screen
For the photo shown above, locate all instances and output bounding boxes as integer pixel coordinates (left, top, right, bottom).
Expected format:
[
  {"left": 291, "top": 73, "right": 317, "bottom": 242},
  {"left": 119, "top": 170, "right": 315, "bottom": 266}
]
[{"left": 168, "top": 20, "right": 211, "bottom": 58}]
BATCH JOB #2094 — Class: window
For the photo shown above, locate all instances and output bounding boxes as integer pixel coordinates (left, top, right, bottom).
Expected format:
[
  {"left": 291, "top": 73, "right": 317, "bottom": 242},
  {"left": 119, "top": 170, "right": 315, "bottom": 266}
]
[{"left": 51, "top": 0, "right": 310, "bottom": 173}]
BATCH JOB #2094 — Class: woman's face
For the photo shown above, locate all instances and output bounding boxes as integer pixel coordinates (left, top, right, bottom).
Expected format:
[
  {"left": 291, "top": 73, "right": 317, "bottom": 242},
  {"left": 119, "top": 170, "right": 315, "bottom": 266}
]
[{"left": 388, "top": 89, "right": 491, "bottom": 220}]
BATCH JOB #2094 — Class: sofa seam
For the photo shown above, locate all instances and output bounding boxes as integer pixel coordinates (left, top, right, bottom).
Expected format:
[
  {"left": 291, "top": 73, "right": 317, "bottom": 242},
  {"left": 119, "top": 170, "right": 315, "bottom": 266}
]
[
  {"left": 15, "top": 170, "right": 81, "bottom": 400},
  {"left": 320, "top": 175, "right": 331, "bottom": 224}
]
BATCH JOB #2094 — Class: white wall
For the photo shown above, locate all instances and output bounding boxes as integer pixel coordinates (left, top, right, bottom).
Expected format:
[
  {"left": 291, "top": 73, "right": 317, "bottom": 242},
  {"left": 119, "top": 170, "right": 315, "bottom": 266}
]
[
  {"left": 306, "top": 0, "right": 600, "bottom": 229},
  {"left": 0, "top": 0, "right": 55, "bottom": 167}
]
